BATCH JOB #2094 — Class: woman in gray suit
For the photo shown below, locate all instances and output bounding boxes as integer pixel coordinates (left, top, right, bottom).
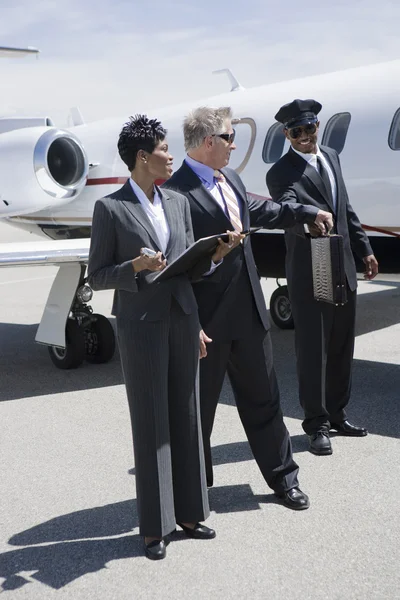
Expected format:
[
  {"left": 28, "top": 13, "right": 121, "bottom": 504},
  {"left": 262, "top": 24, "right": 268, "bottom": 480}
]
[{"left": 88, "top": 115, "right": 240, "bottom": 560}]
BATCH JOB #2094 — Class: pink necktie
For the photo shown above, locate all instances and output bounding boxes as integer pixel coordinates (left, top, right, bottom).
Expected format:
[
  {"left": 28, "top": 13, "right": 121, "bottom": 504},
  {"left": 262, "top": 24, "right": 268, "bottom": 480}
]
[{"left": 214, "top": 171, "right": 243, "bottom": 233}]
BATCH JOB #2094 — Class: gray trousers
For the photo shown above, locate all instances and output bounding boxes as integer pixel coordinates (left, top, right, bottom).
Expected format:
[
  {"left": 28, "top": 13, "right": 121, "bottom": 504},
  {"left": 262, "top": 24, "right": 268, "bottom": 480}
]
[{"left": 117, "top": 300, "right": 209, "bottom": 538}]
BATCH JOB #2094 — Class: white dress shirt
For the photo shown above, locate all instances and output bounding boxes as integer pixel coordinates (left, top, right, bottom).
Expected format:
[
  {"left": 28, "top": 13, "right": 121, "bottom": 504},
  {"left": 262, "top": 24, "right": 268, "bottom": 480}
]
[
  {"left": 130, "top": 176, "right": 219, "bottom": 275},
  {"left": 292, "top": 145, "right": 337, "bottom": 212},
  {"left": 129, "top": 178, "right": 170, "bottom": 254}
]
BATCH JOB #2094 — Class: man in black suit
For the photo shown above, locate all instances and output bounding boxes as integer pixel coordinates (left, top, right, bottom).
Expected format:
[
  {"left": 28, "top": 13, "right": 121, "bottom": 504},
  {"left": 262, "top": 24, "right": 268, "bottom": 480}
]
[
  {"left": 267, "top": 99, "right": 379, "bottom": 456},
  {"left": 163, "top": 106, "right": 333, "bottom": 510}
]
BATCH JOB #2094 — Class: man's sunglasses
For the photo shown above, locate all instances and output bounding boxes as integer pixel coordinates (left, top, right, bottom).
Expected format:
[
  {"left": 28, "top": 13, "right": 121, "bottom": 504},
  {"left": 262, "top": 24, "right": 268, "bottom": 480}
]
[
  {"left": 287, "top": 123, "right": 318, "bottom": 139},
  {"left": 213, "top": 130, "right": 236, "bottom": 144}
]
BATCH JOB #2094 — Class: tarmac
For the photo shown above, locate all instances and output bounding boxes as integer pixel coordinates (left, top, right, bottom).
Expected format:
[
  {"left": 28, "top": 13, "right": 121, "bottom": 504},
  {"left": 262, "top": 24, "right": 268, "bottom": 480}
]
[{"left": 0, "top": 222, "right": 399, "bottom": 599}]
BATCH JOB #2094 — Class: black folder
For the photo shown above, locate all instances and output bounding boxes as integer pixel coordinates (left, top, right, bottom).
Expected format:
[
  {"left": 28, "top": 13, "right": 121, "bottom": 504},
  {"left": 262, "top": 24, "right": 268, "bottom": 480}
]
[{"left": 153, "top": 227, "right": 262, "bottom": 283}]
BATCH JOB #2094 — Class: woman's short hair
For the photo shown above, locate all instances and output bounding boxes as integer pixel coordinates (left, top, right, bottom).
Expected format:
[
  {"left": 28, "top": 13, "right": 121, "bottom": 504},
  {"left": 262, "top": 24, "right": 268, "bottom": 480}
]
[
  {"left": 183, "top": 106, "right": 232, "bottom": 151},
  {"left": 118, "top": 114, "right": 167, "bottom": 171}
]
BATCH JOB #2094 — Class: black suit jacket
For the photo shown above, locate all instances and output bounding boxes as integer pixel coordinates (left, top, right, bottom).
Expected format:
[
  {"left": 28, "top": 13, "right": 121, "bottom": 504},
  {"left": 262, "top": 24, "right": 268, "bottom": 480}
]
[
  {"left": 163, "top": 160, "right": 320, "bottom": 339},
  {"left": 88, "top": 181, "right": 210, "bottom": 321},
  {"left": 266, "top": 146, "right": 373, "bottom": 293}
]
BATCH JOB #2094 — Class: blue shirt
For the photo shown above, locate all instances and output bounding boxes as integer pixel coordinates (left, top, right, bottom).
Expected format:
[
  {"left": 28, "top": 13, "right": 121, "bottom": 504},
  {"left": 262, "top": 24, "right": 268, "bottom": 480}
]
[{"left": 184, "top": 155, "right": 243, "bottom": 220}]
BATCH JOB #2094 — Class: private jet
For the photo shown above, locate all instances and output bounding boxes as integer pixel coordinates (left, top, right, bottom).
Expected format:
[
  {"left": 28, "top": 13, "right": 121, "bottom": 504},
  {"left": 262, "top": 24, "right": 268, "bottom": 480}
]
[{"left": 1, "top": 54, "right": 399, "bottom": 368}]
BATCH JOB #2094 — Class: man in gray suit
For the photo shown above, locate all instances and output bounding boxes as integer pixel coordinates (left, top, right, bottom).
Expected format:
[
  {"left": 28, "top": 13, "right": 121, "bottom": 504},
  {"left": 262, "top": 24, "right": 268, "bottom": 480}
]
[
  {"left": 267, "top": 99, "right": 379, "bottom": 456},
  {"left": 163, "top": 106, "right": 333, "bottom": 510}
]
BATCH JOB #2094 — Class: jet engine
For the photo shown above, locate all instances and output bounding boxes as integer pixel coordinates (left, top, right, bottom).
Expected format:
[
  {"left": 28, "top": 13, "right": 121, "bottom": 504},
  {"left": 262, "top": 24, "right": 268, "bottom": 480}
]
[{"left": 0, "top": 126, "right": 88, "bottom": 216}]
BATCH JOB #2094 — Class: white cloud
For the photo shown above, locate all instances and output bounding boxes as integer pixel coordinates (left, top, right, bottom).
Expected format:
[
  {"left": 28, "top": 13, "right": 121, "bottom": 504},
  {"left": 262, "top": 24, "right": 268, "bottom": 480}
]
[{"left": 1, "top": 0, "right": 400, "bottom": 125}]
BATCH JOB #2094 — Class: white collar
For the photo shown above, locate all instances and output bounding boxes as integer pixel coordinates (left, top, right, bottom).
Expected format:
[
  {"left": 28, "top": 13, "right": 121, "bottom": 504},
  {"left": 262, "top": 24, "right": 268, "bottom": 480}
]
[
  {"left": 129, "top": 178, "right": 161, "bottom": 207},
  {"left": 291, "top": 144, "right": 324, "bottom": 164}
]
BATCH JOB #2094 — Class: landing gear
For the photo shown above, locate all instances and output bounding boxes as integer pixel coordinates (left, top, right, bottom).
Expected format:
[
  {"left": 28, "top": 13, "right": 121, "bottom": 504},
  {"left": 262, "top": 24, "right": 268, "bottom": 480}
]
[
  {"left": 48, "top": 311, "right": 116, "bottom": 370},
  {"left": 46, "top": 276, "right": 115, "bottom": 369},
  {"left": 36, "top": 264, "right": 115, "bottom": 369},
  {"left": 269, "top": 283, "right": 294, "bottom": 330},
  {"left": 85, "top": 313, "right": 116, "bottom": 364},
  {"left": 48, "top": 318, "right": 85, "bottom": 369}
]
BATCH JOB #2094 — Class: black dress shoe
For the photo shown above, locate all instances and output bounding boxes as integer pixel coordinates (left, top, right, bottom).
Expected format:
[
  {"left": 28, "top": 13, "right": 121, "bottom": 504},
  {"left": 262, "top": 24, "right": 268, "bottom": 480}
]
[
  {"left": 330, "top": 420, "right": 368, "bottom": 436},
  {"left": 309, "top": 431, "right": 332, "bottom": 455},
  {"left": 177, "top": 522, "right": 216, "bottom": 539},
  {"left": 275, "top": 487, "right": 310, "bottom": 510},
  {"left": 144, "top": 538, "right": 167, "bottom": 560}
]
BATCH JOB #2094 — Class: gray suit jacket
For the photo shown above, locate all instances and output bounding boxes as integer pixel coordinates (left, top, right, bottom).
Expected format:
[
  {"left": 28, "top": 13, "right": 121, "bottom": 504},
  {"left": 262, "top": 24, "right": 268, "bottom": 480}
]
[{"left": 88, "top": 180, "right": 211, "bottom": 321}]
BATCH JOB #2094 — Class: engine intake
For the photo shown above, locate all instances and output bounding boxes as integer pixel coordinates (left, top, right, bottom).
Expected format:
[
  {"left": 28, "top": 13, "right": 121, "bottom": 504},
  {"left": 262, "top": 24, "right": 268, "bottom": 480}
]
[
  {"left": 34, "top": 129, "right": 88, "bottom": 199},
  {"left": 0, "top": 125, "right": 89, "bottom": 216}
]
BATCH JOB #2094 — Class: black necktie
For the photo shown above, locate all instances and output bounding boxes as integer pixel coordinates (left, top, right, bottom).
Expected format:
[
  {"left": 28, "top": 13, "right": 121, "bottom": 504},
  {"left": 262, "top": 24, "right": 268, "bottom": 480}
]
[{"left": 317, "top": 156, "right": 333, "bottom": 207}]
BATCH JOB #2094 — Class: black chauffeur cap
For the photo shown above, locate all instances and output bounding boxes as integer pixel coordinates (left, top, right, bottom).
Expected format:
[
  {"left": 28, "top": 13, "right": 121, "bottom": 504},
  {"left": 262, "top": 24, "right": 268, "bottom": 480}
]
[{"left": 274, "top": 98, "right": 322, "bottom": 129}]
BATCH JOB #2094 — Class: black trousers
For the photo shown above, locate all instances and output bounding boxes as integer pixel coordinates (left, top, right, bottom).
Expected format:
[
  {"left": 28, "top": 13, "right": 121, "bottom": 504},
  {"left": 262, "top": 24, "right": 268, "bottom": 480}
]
[
  {"left": 290, "top": 285, "right": 357, "bottom": 435},
  {"left": 199, "top": 322, "right": 299, "bottom": 493},
  {"left": 117, "top": 301, "right": 209, "bottom": 538}
]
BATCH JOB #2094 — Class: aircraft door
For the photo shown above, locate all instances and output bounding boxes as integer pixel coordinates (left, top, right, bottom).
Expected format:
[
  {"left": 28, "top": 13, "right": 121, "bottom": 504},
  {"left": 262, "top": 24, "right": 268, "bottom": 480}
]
[{"left": 229, "top": 117, "right": 257, "bottom": 174}]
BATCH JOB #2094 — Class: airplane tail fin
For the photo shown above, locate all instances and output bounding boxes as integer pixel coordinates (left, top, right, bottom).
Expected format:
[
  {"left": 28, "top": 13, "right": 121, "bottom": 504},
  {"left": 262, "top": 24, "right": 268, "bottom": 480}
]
[
  {"left": 68, "top": 107, "right": 85, "bottom": 127},
  {"left": 213, "top": 68, "right": 245, "bottom": 92}
]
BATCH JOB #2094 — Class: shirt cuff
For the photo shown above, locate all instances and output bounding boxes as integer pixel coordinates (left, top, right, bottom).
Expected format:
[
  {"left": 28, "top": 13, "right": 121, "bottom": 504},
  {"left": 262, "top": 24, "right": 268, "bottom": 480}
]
[{"left": 203, "top": 258, "right": 223, "bottom": 277}]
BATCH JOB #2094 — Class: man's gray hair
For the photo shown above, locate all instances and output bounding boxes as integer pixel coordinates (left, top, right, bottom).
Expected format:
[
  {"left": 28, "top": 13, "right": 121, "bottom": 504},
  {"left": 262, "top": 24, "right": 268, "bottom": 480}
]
[{"left": 183, "top": 106, "right": 233, "bottom": 151}]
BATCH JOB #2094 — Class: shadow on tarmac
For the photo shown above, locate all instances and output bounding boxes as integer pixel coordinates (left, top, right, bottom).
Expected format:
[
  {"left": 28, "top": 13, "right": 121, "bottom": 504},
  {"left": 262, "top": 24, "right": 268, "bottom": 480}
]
[
  {"left": 0, "top": 283, "right": 399, "bottom": 590},
  {"left": 0, "top": 485, "right": 279, "bottom": 590}
]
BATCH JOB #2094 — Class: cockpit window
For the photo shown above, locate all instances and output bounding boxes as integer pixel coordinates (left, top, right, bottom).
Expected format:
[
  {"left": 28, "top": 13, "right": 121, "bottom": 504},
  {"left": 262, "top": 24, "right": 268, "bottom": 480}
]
[
  {"left": 321, "top": 112, "right": 351, "bottom": 154},
  {"left": 388, "top": 108, "right": 400, "bottom": 150},
  {"left": 262, "top": 122, "right": 286, "bottom": 164}
]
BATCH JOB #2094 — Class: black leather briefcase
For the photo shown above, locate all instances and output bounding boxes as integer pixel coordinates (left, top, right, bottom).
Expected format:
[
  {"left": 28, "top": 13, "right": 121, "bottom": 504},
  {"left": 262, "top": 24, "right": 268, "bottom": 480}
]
[{"left": 311, "top": 235, "right": 347, "bottom": 305}]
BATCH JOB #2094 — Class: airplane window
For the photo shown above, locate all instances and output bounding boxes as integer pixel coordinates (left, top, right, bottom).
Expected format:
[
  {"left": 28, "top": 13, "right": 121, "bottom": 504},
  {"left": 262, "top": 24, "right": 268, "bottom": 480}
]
[
  {"left": 321, "top": 112, "right": 351, "bottom": 154},
  {"left": 262, "top": 122, "right": 286, "bottom": 164},
  {"left": 388, "top": 108, "right": 400, "bottom": 150}
]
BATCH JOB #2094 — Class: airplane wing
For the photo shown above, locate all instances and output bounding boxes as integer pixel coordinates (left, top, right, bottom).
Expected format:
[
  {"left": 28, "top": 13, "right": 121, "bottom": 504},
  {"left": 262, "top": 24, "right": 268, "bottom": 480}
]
[
  {"left": 0, "top": 46, "right": 40, "bottom": 58},
  {"left": 0, "top": 239, "right": 89, "bottom": 267},
  {"left": 0, "top": 239, "right": 92, "bottom": 352}
]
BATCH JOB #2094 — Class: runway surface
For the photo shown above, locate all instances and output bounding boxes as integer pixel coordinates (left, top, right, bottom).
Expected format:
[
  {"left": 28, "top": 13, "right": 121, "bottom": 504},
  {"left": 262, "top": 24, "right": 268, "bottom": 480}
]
[{"left": 0, "top": 222, "right": 399, "bottom": 599}]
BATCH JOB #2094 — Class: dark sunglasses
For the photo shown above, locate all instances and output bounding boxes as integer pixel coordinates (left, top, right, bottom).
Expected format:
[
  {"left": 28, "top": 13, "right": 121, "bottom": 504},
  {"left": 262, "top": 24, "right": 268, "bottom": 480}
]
[
  {"left": 287, "top": 123, "right": 318, "bottom": 139},
  {"left": 213, "top": 129, "right": 236, "bottom": 144}
]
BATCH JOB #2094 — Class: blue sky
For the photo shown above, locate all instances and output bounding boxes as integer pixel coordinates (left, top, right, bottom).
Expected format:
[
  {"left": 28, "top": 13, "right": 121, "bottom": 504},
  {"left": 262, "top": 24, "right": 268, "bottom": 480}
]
[{"left": 1, "top": 0, "right": 400, "bottom": 124}]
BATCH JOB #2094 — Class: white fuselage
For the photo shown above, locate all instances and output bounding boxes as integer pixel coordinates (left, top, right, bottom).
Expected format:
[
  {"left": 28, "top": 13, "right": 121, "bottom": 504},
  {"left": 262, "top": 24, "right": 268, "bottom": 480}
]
[{"left": 3, "top": 59, "right": 400, "bottom": 240}]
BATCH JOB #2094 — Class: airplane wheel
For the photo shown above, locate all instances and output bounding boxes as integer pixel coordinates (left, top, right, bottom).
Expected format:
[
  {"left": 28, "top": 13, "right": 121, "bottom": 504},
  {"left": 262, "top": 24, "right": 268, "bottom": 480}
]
[
  {"left": 48, "top": 318, "right": 85, "bottom": 369},
  {"left": 269, "top": 286, "right": 295, "bottom": 330},
  {"left": 85, "top": 314, "right": 116, "bottom": 364}
]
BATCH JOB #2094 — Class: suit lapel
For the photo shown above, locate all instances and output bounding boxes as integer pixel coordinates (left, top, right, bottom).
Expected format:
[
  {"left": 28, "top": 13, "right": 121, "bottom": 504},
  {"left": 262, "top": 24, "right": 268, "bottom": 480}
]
[
  {"left": 288, "top": 147, "right": 335, "bottom": 213},
  {"left": 119, "top": 180, "right": 162, "bottom": 251},
  {"left": 321, "top": 147, "right": 340, "bottom": 210},
  {"left": 158, "top": 187, "right": 178, "bottom": 255},
  {"left": 177, "top": 161, "right": 233, "bottom": 230}
]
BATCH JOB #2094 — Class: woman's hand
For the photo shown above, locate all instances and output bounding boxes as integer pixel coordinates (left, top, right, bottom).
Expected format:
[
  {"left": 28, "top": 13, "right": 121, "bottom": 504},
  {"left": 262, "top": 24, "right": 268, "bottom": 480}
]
[
  {"left": 132, "top": 250, "right": 166, "bottom": 273},
  {"left": 212, "top": 230, "right": 244, "bottom": 263},
  {"left": 199, "top": 329, "right": 212, "bottom": 359}
]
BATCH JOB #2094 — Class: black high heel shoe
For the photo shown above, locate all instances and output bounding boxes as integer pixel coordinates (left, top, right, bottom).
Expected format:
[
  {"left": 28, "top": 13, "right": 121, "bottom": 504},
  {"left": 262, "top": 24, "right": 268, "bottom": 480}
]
[
  {"left": 177, "top": 522, "right": 216, "bottom": 540},
  {"left": 144, "top": 534, "right": 172, "bottom": 560}
]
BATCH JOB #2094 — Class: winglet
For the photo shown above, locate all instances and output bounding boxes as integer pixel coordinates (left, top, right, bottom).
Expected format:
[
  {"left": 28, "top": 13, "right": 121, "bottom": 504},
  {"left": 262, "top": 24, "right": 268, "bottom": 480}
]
[{"left": 212, "top": 68, "right": 245, "bottom": 92}]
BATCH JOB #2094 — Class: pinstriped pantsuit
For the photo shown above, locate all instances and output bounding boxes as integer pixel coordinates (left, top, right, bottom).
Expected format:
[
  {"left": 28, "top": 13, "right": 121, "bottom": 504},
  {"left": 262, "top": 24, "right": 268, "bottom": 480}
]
[{"left": 88, "top": 181, "right": 210, "bottom": 538}]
